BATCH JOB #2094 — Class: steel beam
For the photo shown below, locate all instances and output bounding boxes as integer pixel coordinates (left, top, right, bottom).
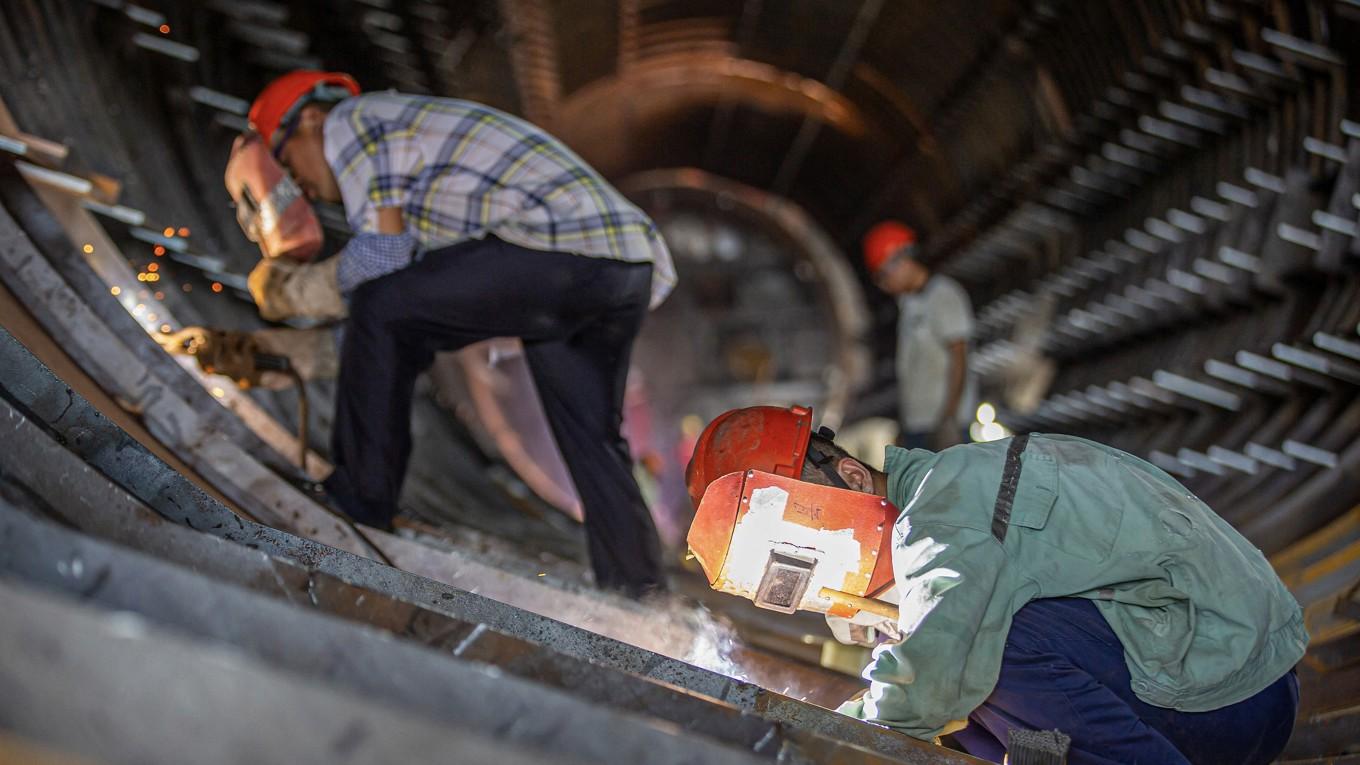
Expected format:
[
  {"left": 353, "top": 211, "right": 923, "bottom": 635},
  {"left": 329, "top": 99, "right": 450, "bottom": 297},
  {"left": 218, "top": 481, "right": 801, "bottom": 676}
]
[{"left": 0, "top": 578, "right": 584, "bottom": 765}]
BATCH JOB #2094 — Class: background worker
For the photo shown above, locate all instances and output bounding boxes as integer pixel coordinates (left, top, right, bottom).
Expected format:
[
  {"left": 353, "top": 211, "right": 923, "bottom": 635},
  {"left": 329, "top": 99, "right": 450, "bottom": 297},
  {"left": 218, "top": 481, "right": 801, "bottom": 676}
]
[
  {"left": 862, "top": 221, "right": 976, "bottom": 450},
  {"left": 244, "top": 70, "right": 676, "bottom": 596},
  {"left": 685, "top": 405, "right": 1305, "bottom": 764}
]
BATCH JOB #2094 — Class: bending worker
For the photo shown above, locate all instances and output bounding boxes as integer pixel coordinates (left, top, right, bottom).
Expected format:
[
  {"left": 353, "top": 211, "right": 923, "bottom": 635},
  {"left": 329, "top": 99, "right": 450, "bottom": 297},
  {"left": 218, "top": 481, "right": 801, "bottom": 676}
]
[
  {"left": 245, "top": 70, "right": 675, "bottom": 595},
  {"left": 685, "top": 405, "right": 1304, "bottom": 763},
  {"left": 863, "top": 221, "right": 976, "bottom": 450}
]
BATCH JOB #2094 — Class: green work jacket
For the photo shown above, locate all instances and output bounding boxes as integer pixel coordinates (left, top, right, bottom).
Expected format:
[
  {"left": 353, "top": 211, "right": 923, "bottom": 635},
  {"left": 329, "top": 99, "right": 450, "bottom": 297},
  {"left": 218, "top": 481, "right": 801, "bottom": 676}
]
[{"left": 839, "top": 434, "right": 1307, "bottom": 740}]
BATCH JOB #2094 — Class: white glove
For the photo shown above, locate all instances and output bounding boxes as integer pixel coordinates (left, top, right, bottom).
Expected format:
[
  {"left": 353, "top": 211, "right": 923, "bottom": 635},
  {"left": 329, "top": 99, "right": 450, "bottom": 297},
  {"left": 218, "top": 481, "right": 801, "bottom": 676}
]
[{"left": 826, "top": 610, "right": 903, "bottom": 647}]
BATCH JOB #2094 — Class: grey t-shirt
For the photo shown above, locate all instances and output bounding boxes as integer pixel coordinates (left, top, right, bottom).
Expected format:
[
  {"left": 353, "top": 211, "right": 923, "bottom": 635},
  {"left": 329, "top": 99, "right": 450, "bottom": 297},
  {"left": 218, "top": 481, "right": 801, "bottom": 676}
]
[{"left": 896, "top": 274, "right": 977, "bottom": 432}]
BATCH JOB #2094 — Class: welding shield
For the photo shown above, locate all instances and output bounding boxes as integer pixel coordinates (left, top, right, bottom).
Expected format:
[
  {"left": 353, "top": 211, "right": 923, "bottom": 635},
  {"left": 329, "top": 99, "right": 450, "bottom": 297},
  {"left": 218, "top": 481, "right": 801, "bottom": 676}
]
[
  {"left": 687, "top": 470, "right": 898, "bottom": 619},
  {"left": 224, "top": 132, "right": 322, "bottom": 262}
]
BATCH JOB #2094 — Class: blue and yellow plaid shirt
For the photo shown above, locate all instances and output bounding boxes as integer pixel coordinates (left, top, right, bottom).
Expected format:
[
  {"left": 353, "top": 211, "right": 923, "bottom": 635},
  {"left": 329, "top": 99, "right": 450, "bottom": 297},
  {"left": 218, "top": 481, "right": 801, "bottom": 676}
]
[{"left": 323, "top": 93, "right": 676, "bottom": 307}]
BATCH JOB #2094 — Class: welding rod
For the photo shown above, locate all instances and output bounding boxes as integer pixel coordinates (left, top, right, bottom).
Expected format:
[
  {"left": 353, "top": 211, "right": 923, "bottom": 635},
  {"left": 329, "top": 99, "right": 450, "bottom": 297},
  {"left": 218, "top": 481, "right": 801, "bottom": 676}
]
[{"left": 818, "top": 587, "right": 900, "bottom": 620}]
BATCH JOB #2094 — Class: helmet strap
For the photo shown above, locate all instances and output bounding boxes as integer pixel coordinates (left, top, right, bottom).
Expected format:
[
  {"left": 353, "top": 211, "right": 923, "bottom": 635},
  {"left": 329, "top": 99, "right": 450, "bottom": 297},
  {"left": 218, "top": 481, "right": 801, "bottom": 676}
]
[{"left": 806, "top": 442, "right": 852, "bottom": 490}]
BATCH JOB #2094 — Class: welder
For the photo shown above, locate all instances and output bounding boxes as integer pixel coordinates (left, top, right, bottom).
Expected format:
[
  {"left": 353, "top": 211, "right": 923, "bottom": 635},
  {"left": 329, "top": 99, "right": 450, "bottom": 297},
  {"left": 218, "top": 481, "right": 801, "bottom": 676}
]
[
  {"left": 243, "top": 70, "right": 676, "bottom": 595},
  {"left": 685, "top": 405, "right": 1305, "bottom": 764}
]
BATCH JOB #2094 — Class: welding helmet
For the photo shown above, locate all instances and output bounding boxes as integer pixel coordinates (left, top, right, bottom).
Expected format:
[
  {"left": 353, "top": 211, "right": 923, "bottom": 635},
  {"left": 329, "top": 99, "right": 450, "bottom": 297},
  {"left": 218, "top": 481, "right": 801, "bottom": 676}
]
[
  {"left": 688, "top": 469, "right": 897, "bottom": 618},
  {"left": 248, "top": 70, "right": 361, "bottom": 151},
  {"left": 862, "top": 220, "right": 917, "bottom": 274},
  {"left": 224, "top": 132, "right": 323, "bottom": 261}
]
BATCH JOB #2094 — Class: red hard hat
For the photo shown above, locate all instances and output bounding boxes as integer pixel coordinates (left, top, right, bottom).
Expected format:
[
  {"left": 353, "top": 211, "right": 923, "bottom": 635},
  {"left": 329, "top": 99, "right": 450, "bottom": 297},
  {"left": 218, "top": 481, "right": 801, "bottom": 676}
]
[
  {"left": 248, "top": 70, "right": 361, "bottom": 147},
  {"left": 862, "top": 220, "right": 917, "bottom": 274},
  {"left": 685, "top": 404, "right": 814, "bottom": 511}
]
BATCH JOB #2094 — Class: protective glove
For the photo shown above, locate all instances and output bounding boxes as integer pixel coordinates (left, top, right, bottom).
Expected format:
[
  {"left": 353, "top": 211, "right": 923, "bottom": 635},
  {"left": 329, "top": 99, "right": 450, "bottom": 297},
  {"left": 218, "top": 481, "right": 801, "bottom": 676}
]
[
  {"left": 248, "top": 256, "right": 347, "bottom": 322},
  {"left": 157, "top": 327, "right": 269, "bottom": 388},
  {"left": 825, "top": 611, "right": 903, "bottom": 647},
  {"left": 158, "top": 327, "right": 338, "bottom": 389}
]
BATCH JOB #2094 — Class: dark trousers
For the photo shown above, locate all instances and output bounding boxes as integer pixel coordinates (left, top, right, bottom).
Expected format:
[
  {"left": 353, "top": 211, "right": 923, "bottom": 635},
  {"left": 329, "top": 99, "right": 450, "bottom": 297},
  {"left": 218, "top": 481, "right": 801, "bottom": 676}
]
[
  {"left": 323, "top": 236, "right": 665, "bottom": 593},
  {"left": 952, "top": 598, "right": 1299, "bottom": 765}
]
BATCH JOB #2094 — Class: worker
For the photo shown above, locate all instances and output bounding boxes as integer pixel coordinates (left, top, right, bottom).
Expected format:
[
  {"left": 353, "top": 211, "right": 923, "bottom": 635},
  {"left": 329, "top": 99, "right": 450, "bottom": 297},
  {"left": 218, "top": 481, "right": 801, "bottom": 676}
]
[
  {"left": 863, "top": 221, "right": 976, "bottom": 450},
  {"left": 243, "top": 70, "right": 676, "bottom": 596},
  {"left": 685, "top": 405, "right": 1304, "bottom": 764}
]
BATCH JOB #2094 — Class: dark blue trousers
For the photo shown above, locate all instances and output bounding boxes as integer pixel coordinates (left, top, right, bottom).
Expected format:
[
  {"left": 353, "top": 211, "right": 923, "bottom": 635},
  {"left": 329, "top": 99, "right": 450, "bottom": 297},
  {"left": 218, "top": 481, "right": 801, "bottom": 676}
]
[
  {"left": 952, "top": 598, "right": 1299, "bottom": 764},
  {"left": 323, "top": 236, "right": 665, "bottom": 593}
]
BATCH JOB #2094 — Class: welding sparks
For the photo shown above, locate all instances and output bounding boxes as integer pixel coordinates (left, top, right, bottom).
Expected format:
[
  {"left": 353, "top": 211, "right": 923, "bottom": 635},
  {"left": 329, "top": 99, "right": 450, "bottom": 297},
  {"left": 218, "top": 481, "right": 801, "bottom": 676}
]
[
  {"left": 678, "top": 603, "right": 752, "bottom": 684},
  {"left": 210, "top": 282, "right": 223, "bottom": 293},
  {"left": 82, "top": 243, "right": 94, "bottom": 254}
]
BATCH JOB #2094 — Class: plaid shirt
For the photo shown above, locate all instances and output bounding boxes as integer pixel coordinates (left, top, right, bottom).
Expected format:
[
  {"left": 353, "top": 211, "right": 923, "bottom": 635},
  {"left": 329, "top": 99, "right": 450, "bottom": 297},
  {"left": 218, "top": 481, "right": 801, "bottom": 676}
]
[{"left": 323, "top": 93, "right": 675, "bottom": 307}]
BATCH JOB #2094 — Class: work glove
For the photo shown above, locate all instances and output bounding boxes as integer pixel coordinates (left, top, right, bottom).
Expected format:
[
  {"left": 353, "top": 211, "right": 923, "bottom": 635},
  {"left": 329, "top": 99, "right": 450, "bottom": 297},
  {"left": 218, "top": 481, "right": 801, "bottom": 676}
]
[
  {"left": 157, "top": 327, "right": 271, "bottom": 388},
  {"left": 157, "top": 327, "right": 338, "bottom": 389},
  {"left": 825, "top": 612, "right": 903, "bottom": 647},
  {"left": 248, "top": 256, "right": 347, "bottom": 322}
]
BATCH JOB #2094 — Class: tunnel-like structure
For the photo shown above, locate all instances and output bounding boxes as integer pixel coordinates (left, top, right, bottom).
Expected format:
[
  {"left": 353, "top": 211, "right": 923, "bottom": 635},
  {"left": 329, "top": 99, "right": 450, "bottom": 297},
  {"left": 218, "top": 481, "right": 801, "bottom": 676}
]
[{"left": 1, "top": 2, "right": 1359, "bottom": 763}]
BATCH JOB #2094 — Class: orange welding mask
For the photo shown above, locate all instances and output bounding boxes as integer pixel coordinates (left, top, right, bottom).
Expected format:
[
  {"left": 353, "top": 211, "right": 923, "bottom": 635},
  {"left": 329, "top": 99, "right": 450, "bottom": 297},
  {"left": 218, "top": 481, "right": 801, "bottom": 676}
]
[
  {"left": 687, "top": 469, "right": 898, "bottom": 619},
  {"left": 224, "top": 132, "right": 323, "bottom": 262}
]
